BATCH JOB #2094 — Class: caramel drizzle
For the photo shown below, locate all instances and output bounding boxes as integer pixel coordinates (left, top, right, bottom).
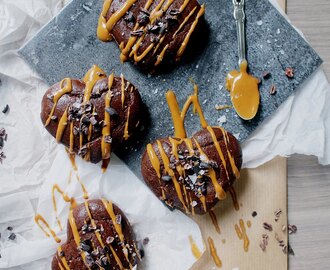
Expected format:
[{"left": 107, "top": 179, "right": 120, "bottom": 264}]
[
  {"left": 123, "top": 107, "right": 131, "bottom": 140},
  {"left": 52, "top": 184, "right": 77, "bottom": 230},
  {"left": 189, "top": 235, "right": 202, "bottom": 259},
  {"left": 45, "top": 78, "right": 72, "bottom": 127},
  {"left": 209, "top": 210, "right": 221, "bottom": 234},
  {"left": 56, "top": 106, "right": 69, "bottom": 142},
  {"left": 98, "top": 0, "right": 202, "bottom": 66},
  {"left": 207, "top": 236, "right": 222, "bottom": 268},
  {"left": 75, "top": 174, "right": 89, "bottom": 200},
  {"left": 102, "top": 199, "right": 132, "bottom": 268},
  {"left": 234, "top": 219, "right": 250, "bottom": 252},
  {"left": 101, "top": 74, "right": 114, "bottom": 171},
  {"left": 176, "top": 4, "right": 205, "bottom": 60},
  {"left": 228, "top": 187, "right": 239, "bottom": 211},
  {"left": 34, "top": 214, "right": 61, "bottom": 243},
  {"left": 57, "top": 246, "right": 70, "bottom": 270}
]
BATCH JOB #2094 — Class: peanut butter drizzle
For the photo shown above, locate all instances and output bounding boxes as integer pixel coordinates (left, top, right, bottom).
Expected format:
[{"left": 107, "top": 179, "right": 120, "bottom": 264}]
[
  {"left": 83, "top": 65, "right": 107, "bottom": 103},
  {"left": 101, "top": 73, "right": 114, "bottom": 171},
  {"left": 179, "top": 0, "right": 192, "bottom": 12},
  {"left": 173, "top": 6, "right": 197, "bottom": 38},
  {"left": 189, "top": 235, "right": 202, "bottom": 259},
  {"left": 97, "top": 0, "right": 114, "bottom": 41},
  {"left": 176, "top": 4, "right": 205, "bottom": 60},
  {"left": 226, "top": 60, "right": 260, "bottom": 120},
  {"left": 57, "top": 246, "right": 70, "bottom": 270},
  {"left": 155, "top": 44, "right": 169, "bottom": 66},
  {"left": 121, "top": 74, "right": 125, "bottom": 108},
  {"left": 208, "top": 237, "right": 222, "bottom": 268},
  {"left": 234, "top": 219, "right": 250, "bottom": 252},
  {"left": 209, "top": 210, "right": 221, "bottom": 234},
  {"left": 68, "top": 210, "right": 91, "bottom": 269},
  {"left": 146, "top": 144, "right": 166, "bottom": 200},
  {"left": 156, "top": 140, "right": 189, "bottom": 212},
  {"left": 228, "top": 187, "right": 239, "bottom": 211},
  {"left": 102, "top": 199, "right": 132, "bottom": 269},
  {"left": 34, "top": 214, "right": 61, "bottom": 243},
  {"left": 56, "top": 106, "right": 69, "bottom": 142},
  {"left": 57, "top": 261, "right": 65, "bottom": 270},
  {"left": 52, "top": 184, "right": 77, "bottom": 230},
  {"left": 123, "top": 107, "right": 131, "bottom": 140},
  {"left": 45, "top": 78, "right": 72, "bottom": 127}
]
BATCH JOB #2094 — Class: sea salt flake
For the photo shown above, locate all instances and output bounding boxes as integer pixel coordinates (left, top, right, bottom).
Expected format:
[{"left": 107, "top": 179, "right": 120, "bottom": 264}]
[
  {"left": 217, "top": 115, "right": 227, "bottom": 126},
  {"left": 256, "top": 20, "right": 263, "bottom": 26}
]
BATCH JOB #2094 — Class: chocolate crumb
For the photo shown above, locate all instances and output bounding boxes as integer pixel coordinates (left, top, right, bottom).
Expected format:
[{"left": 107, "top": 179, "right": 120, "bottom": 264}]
[
  {"left": 288, "top": 224, "right": 297, "bottom": 234},
  {"left": 2, "top": 104, "right": 9, "bottom": 114},
  {"left": 285, "top": 67, "right": 294, "bottom": 78},
  {"left": 142, "top": 237, "right": 149, "bottom": 245},
  {"left": 7, "top": 226, "right": 13, "bottom": 231},
  {"left": 269, "top": 84, "right": 277, "bottom": 95},
  {"left": 252, "top": 211, "right": 258, "bottom": 218},
  {"left": 262, "top": 71, "right": 271, "bottom": 79},
  {"left": 8, "top": 233, "right": 16, "bottom": 241}
]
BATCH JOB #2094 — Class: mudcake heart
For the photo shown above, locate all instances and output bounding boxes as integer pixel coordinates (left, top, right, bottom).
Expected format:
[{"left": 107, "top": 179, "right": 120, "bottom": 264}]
[
  {"left": 51, "top": 199, "right": 141, "bottom": 270},
  {"left": 41, "top": 65, "right": 142, "bottom": 170}
]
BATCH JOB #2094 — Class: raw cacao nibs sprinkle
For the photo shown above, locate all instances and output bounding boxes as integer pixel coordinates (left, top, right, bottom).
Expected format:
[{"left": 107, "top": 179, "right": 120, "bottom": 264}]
[
  {"left": 269, "top": 84, "right": 277, "bottom": 95},
  {"left": 288, "top": 224, "right": 298, "bottom": 234},
  {"left": 263, "top": 222, "right": 273, "bottom": 231},
  {"left": 274, "top": 208, "right": 282, "bottom": 222},
  {"left": 259, "top": 234, "right": 269, "bottom": 252},
  {"left": 0, "top": 127, "right": 8, "bottom": 164},
  {"left": 285, "top": 67, "right": 294, "bottom": 78}
]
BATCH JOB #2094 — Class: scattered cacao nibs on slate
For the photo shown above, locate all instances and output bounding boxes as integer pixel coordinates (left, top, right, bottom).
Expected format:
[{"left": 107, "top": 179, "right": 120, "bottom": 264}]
[
  {"left": 2, "top": 104, "right": 9, "bottom": 114},
  {"left": 269, "top": 84, "right": 277, "bottom": 95},
  {"left": 263, "top": 222, "right": 273, "bottom": 231},
  {"left": 288, "top": 224, "right": 298, "bottom": 234},
  {"left": 262, "top": 71, "right": 271, "bottom": 79},
  {"left": 285, "top": 67, "right": 294, "bottom": 78}
]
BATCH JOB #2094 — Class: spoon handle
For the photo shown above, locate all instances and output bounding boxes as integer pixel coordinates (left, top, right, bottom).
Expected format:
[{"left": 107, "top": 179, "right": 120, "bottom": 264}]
[{"left": 233, "top": 0, "right": 246, "bottom": 65}]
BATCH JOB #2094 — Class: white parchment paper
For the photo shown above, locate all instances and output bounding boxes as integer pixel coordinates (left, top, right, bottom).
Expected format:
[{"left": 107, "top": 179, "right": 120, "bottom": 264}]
[{"left": 0, "top": 0, "right": 330, "bottom": 269}]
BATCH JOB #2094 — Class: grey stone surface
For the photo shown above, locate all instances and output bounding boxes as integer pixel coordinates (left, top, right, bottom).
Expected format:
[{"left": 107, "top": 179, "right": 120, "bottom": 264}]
[{"left": 19, "top": 0, "right": 322, "bottom": 178}]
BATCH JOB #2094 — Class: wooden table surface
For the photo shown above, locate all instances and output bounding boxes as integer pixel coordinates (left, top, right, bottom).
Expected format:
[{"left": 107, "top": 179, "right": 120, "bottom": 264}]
[{"left": 286, "top": 0, "right": 330, "bottom": 269}]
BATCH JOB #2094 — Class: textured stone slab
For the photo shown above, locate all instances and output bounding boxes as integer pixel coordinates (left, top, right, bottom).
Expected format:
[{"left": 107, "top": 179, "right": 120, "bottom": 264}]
[{"left": 19, "top": 0, "right": 322, "bottom": 178}]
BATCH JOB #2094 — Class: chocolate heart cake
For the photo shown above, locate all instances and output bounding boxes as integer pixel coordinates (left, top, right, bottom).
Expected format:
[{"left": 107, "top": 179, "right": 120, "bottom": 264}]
[
  {"left": 51, "top": 199, "right": 141, "bottom": 270},
  {"left": 97, "top": 0, "right": 205, "bottom": 70},
  {"left": 141, "top": 87, "right": 242, "bottom": 215},
  {"left": 41, "top": 65, "right": 142, "bottom": 170}
]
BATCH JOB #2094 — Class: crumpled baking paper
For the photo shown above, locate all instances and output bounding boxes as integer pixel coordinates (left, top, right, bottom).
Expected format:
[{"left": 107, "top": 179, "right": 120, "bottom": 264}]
[{"left": 0, "top": 0, "right": 330, "bottom": 269}]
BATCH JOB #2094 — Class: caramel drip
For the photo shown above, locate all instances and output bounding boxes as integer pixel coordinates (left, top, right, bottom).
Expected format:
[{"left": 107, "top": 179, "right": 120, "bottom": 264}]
[
  {"left": 156, "top": 140, "right": 189, "bottom": 212},
  {"left": 193, "top": 138, "right": 226, "bottom": 200},
  {"left": 34, "top": 214, "right": 61, "bottom": 243},
  {"left": 106, "top": 0, "right": 138, "bottom": 33},
  {"left": 189, "top": 235, "right": 202, "bottom": 259},
  {"left": 121, "top": 74, "right": 125, "bottom": 108},
  {"left": 228, "top": 187, "right": 239, "bottom": 211},
  {"left": 173, "top": 6, "right": 197, "bottom": 38},
  {"left": 52, "top": 184, "right": 77, "bottom": 230},
  {"left": 123, "top": 107, "right": 131, "bottom": 140},
  {"left": 56, "top": 106, "right": 69, "bottom": 142},
  {"left": 155, "top": 44, "right": 169, "bottom": 66},
  {"left": 102, "top": 199, "right": 132, "bottom": 268},
  {"left": 179, "top": 0, "right": 192, "bottom": 12},
  {"left": 176, "top": 5, "right": 205, "bottom": 60},
  {"left": 57, "top": 261, "right": 65, "bottom": 270},
  {"left": 153, "top": 36, "right": 165, "bottom": 55},
  {"left": 208, "top": 237, "right": 222, "bottom": 268},
  {"left": 83, "top": 65, "right": 107, "bottom": 103},
  {"left": 45, "top": 78, "right": 72, "bottom": 127},
  {"left": 206, "top": 126, "right": 229, "bottom": 179},
  {"left": 146, "top": 144, "right": 166, "bottom": 200},
  {"left": 101, "top": 74, "right": 114, "bottom": 171},
  {"left": 133, "top": 42, "right": 155, "bottom": 62},
  {"left": 75, "top": 174, "right": 89, "bottom": 199},
  {"left": 234, "top": 219, "right": 250, "bottom": 252},
  {"left": 219, "top": 127, "right": 240, "bottom": 179},
  {"left": 65, "top": 148, "right": 77, "bottom": 172},
  {"left": 166, "top": 83, "right": 208, "bottom": 138},
  {"left": 83, "top": 201, "right": 120, "bottom": 269},
  {"left": 226, "top": 60, "right": 260, "bottom": 120},
  {"left": 150, "top": 0, "right": 167, "bottom": 22},
  {"left": 209, "top": 210, "right": 221, "bottom": 234},
  {"left": 97, "top": 0, "right": 114, "bottom": 41},
  {"left": 57, "top": 246, "right": 70, "bottom": 270},
  {"left": 69, "top": 123, "right": 74, "bottom": 152},
  {"left": 68, "top": 210, "right": 91, "bottom": 269},
  {"left": 247, "top": 220, "right": 251, "bottom": 228},
  {"left": 200, "top": 196, "right": 207, "bottom": 212}
]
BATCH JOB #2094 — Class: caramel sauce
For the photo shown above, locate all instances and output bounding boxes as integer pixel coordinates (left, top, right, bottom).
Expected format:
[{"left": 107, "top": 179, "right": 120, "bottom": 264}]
[
  {"left": 101, "top": 74, "right": 114, "bottom": 171},
  {"left": 75, "top": 174, "right": 89, "bottom": 200},
  {"left": 57, "top": 246, "right": 70, "bottom": 270},
  {"left": 209, "top": 210, "right": 221, "bottom": 234},
  {"left": 56, "top": 107, "right": 69, "bottom": 142},
  {"left": 45, "top": 78, "right": 72, "bottom": 127},
  {"left": 35, "top": 214, "right": 61, "bottom": 243},
  {"left": 208, "top": 237, "right": 222, "bottom": 268},
  {"left": 189, "top": 235, "right": 202, "bottom": 259},
  {"left": 97, "top": 0, "right": 202, "bottom": 65},
  {"left": 226, "top": 60, "right": 260, "bottom": 120},
  {"left": 123, "top": 107, "right": 131, "bottom": 140},
  {"left": 228, "top": 187, "right": 240, "bottom": 211},
  {"left": 83, "top": 65, "right": 107, "bottom": 103},
  {"left": 234, "top": 219, "right": 250, "bottom": 252}
]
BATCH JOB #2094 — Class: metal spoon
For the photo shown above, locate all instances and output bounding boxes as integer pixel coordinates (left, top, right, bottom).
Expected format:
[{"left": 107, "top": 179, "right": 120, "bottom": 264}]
[{"left": 227, "top": 0, "right": 260, "bottom": 120}]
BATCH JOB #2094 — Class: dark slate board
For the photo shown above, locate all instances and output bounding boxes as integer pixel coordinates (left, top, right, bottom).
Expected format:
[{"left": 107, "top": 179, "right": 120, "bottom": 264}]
[{"left": 19, "top": 0, "right": 322, "bottom": 178}]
